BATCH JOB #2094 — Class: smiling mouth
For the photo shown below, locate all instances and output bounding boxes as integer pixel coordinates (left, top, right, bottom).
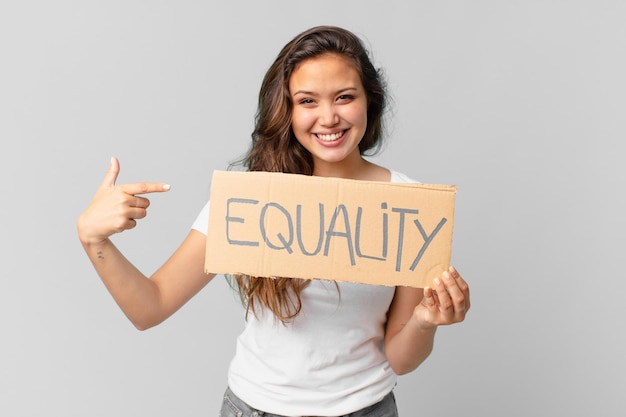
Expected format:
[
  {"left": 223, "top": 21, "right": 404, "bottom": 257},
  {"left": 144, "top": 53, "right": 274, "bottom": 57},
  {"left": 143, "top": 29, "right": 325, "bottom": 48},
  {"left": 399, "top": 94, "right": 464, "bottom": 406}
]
[{"left": 315, "top": 130, "right": 346, "bottom": 142}]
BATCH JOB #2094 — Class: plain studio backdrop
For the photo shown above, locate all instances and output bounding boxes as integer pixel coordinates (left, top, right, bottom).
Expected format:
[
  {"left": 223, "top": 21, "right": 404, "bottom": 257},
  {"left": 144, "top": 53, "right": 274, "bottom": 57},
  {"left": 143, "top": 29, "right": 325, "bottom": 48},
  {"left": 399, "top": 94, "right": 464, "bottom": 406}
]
[{"left": 1, "top": 1, "right": 624, "bottom": 416}]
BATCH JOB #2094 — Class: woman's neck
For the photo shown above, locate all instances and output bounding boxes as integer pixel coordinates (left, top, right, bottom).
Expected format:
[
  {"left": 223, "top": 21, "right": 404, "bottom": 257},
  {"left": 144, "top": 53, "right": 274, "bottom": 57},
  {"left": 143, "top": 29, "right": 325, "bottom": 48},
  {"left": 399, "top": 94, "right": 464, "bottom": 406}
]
[{"left": 312, "top": 156, "right": 390, "bottom": 182}]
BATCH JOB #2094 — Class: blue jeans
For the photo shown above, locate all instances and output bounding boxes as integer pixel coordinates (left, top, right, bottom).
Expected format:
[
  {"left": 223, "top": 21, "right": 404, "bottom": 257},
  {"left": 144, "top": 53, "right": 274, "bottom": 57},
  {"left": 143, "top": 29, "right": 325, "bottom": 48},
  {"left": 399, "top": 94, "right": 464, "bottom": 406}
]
[{"left": 219, "top": 386, "right": 398, "bottom": 417}]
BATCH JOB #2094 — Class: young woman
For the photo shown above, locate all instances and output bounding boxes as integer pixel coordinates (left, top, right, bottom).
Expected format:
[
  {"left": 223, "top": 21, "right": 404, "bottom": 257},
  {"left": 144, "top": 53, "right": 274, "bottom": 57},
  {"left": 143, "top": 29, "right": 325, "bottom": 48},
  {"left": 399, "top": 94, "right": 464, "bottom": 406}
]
[{"left": 77, "top": 26, "right": 470, "bottom": 417}]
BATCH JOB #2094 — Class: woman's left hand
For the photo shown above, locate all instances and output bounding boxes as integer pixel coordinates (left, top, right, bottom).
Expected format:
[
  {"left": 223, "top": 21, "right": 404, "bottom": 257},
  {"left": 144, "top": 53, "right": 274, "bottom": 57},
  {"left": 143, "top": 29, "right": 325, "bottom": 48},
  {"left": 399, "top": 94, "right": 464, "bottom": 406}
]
[{"left": 414, "top": 266, "right": 470, "bottom": 327}]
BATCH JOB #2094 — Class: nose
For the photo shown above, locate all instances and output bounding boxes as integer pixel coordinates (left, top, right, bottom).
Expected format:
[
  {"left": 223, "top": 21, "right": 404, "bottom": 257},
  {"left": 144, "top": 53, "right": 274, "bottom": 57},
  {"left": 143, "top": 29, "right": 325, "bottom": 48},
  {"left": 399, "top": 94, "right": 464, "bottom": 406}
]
[{"left": 319, "top": 103, "right": 339, "bottom": 127}]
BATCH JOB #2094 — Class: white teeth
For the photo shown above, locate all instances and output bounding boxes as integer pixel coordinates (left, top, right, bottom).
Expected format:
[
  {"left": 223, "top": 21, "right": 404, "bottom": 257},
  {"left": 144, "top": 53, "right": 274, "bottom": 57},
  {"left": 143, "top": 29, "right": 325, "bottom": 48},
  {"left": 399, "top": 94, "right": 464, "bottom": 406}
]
[{"left": 316, "top": 131, "right": 344, "bottom": 141}]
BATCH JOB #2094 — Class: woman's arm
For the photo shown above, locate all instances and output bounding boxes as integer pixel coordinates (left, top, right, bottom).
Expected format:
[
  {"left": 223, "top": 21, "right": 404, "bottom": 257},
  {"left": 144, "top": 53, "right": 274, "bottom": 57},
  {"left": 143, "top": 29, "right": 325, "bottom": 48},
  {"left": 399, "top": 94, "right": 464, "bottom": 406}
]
[
  {"left": 80, "top": 231, "right": 213, "bottom": 330},
  {"left": 384, "top": 267, "right": 470, "bottom": 375},
  {"left": 77, "top": 158, "right": 214, "bottom": 330}
]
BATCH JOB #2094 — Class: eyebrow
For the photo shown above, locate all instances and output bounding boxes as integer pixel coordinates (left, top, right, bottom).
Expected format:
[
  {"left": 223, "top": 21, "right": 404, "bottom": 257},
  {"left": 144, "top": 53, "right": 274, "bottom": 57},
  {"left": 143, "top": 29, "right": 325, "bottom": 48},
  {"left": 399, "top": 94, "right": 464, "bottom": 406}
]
[{"left": 291, "top": 87, "right": 359, "bottom": 97}]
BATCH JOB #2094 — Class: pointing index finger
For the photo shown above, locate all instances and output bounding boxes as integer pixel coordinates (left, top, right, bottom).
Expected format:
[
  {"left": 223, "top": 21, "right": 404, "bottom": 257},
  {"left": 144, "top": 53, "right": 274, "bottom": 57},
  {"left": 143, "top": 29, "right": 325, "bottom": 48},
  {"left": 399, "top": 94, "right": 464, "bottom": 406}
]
[{"left": 120, "top": 182, "right": 171, "bottom": 196}]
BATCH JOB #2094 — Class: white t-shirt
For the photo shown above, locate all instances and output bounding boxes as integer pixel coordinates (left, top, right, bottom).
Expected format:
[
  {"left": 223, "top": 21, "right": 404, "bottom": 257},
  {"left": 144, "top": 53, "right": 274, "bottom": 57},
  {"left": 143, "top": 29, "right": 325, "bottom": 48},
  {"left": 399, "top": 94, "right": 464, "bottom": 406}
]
[{"left": 192, "top": 170, "right": 417, "bottom": 416}]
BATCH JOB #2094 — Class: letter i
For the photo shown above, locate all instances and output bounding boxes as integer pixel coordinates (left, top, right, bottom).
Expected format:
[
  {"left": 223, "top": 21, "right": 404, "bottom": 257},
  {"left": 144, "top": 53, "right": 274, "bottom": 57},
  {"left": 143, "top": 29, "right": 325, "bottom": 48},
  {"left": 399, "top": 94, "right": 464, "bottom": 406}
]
[{"left": 381, "top": 203, "right": 388, "bottom": 259}]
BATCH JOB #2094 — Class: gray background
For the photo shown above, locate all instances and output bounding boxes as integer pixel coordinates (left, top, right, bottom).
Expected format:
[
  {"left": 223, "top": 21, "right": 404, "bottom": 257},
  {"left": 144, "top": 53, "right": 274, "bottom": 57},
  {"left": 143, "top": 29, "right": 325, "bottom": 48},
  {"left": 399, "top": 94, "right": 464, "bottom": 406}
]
[{"left": 1, "top": 1, "right": 624, "bottom": 416}]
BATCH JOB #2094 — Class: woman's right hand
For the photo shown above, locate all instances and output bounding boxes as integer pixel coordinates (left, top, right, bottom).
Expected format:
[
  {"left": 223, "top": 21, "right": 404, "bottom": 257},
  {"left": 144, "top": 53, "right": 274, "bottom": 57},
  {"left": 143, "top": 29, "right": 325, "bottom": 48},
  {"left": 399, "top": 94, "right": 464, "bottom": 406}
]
[{"left": 77, "top": 157, "right": 171, "bottom": 245}]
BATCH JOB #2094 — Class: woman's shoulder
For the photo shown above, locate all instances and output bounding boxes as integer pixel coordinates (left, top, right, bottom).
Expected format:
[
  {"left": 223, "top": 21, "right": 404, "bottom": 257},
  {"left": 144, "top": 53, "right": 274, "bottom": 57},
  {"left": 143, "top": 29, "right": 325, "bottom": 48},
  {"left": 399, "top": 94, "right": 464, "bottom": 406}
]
[
  {"left": 389, "top": 170, "right": 420, "bottom": 184},
  {"left": 363, "top": 162, "right": 419, "bottom": 184}
]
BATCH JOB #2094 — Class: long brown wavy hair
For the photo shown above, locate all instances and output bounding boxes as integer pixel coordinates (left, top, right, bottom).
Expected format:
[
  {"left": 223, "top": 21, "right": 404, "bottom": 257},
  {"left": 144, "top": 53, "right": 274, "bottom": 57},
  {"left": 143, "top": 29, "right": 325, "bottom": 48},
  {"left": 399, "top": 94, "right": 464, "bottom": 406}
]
[{"left": 230, "top": 26, "right": 388, "bottom": 324}]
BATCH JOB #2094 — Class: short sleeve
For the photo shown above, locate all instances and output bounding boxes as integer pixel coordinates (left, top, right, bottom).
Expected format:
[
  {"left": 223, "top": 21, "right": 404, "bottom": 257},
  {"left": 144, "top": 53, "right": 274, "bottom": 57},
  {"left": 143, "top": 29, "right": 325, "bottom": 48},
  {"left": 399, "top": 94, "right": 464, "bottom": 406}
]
[
  {"left": 191, "top": 200, "right": 211, "bottom": 235},
  {"left": 390, "top": 170, "right": 420, "bottom": 184}
]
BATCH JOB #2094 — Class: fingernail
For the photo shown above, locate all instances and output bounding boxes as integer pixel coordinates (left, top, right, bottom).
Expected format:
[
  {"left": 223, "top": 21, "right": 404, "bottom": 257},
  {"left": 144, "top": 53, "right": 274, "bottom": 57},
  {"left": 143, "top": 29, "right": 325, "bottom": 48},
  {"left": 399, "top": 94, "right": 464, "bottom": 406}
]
[
  {"left": 434, "top": 278, "right": 441, "bottom": 286},
  {"left": 163, "top": 184, "right": 171, "bottom": 191}
]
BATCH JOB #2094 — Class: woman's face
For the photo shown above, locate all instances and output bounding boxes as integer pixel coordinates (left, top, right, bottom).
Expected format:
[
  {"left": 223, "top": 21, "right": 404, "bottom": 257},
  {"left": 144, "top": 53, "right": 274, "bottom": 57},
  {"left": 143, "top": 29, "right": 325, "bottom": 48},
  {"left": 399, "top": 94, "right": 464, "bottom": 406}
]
[{"left": 288, "top": 53, "right": 368, "bottom": 174}]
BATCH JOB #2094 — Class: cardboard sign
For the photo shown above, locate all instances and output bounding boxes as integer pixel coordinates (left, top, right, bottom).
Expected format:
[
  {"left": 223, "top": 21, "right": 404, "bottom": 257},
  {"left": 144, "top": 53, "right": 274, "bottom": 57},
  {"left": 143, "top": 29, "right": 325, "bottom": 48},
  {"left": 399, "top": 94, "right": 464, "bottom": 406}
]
[{"left": 204, "top": 171, "right": 456, "bottom": 288}]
